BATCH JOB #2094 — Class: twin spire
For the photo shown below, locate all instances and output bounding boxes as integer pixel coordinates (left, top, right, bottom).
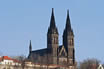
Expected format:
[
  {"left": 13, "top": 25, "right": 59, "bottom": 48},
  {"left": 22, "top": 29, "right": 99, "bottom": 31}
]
[
  {"left": 65, "top": 10, "right": 71, "bottom": 31},
  {"left": 48, "top": 8, "right": 58, "bottom": 34},
  {"left": 48, "top": 8, "right": 72, "bottom": 35},
  {"left": 50, "top": 8, "right": 56, "bottom": 29},
  {"left": 29, "top": 9, "right": 73, "bottom": 53}
]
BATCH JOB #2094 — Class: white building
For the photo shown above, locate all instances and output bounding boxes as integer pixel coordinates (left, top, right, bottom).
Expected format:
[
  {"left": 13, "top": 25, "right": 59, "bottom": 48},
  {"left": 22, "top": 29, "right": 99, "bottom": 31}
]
[{"left": 0, "top": 56, "right": 21, "bottom": 69}]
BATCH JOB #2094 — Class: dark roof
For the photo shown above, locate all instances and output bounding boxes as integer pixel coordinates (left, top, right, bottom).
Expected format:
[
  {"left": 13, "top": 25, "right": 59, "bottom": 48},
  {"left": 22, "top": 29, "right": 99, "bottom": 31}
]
[
  {"left": 30, "top": 45, "right": 68, "bottom": 57},
  {"left": 31, "top": 48, "right": 48, "bottom": 56}
]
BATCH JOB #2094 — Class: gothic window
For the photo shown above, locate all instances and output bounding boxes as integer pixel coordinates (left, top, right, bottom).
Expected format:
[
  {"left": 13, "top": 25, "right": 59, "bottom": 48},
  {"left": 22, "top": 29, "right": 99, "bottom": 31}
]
[
  {"left": 51, "top": 37, "right": 54, "bottom": 44},
  {"left": 70, "top": 40, "right": 72, "bottom": 45},
  {"left": 68, "top": 40, "right": 72, "bottom": 46},
  {"left": 54, "top": 37, "right": 56, "bottom": 44},
  {"left": 53, "top": 37, "right": 56, "bottom": 44},
  {"left": 72, "top": 38, "right": 74, "bottom": 45},
  {"left": 70, "top": 38, "right": 74, "bottom": 46},
  {"left": 53, "top": 37, "right": 58, "bottom": 44},
  {"left": 71, "top": 39, "right": 72, "bottom": 45}
]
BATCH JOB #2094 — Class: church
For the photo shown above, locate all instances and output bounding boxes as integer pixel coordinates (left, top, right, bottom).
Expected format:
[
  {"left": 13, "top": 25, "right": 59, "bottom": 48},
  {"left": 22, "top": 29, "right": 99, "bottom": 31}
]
[{"left": 28, "top": 8, "right": 77, "bottom": 69}]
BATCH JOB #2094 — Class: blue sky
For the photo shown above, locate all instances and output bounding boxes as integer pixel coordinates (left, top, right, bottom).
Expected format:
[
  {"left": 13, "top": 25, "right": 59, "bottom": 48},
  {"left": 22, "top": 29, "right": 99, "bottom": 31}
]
[{"left": 0, "top": 0, "right": 104, "bottom": 62}]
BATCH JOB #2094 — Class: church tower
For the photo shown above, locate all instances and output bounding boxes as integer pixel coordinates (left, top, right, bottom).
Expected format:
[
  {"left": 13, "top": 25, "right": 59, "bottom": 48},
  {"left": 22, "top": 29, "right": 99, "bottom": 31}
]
[
  {"left": 47, "top": 8, "right": 58, "bottom": 64},
  {"left": 63, "top": 10, "right": 75, "bottom": 65}
]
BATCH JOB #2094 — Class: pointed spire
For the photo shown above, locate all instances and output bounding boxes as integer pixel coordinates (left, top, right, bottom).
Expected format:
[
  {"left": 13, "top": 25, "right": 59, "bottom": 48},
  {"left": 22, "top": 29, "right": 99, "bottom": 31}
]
[
  {"left": 50, "top": 8, "right": 56, "bottom": 28},
  {"left": 29, "top": 40, "right": 32, "bottom": 53},
  {"left": 65, "top": 10, "right": 71, "bottom": 31},
  {"left": 48, "top": 8, "right": 58, "bottom": 34}
]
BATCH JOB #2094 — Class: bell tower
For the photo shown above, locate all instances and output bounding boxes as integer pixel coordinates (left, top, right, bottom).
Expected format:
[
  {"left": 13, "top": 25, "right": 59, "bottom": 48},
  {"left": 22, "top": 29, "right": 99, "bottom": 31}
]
[
  {"left": 63, "top": 10, "right": 75, "bottom": 65},
  {"left": 47, "top": 8, "right": 59, "bottom": 64}
]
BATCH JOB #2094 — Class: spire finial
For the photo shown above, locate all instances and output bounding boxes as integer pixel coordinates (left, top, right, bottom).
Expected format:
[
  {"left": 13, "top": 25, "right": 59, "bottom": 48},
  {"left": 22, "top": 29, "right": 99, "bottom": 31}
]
[
  {"left": 30, "top": 40, "right": 31, "bottom": 46},
  {"left": 51, "top": 8, "right": 54, "bottom": 17},
  {"left": 67, "top": 9, "right": 69, "bottom": 16},
  {"left": 52, "top": 8, "right": 54, "bottom": 13},
  {"left": 67, "top": 9, "right": 70, "bottom": 21}
]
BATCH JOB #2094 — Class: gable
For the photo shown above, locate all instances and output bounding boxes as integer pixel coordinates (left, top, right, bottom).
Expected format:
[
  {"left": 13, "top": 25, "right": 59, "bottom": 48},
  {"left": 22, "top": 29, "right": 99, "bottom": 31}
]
[{"left": 59, "top": 45, "right": 67, "bottom": 57}]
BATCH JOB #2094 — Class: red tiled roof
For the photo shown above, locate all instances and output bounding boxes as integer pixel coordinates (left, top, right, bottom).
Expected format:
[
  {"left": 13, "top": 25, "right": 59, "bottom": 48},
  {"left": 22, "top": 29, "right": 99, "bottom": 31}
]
[
  {"left": 0, "top": 56, "right": 20, "bottom": 63},
  {"left": 2, "top": 56, "right": 12, "bottom": 60}
]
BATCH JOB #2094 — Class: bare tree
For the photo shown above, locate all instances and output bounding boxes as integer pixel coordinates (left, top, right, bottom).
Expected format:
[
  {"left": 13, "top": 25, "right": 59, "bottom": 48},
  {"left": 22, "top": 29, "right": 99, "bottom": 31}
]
[
  {"left": 102, "top": 64, "right": 104, "bottom": 68},
  {"left": 78, "top": 58, "right": 100, "bottom": 69},
  {"left": 11, "top": 55, "right": 26, "bottom": 69},
  {"left": 12, "top": 55, "right": 26, "bottom": 62}
]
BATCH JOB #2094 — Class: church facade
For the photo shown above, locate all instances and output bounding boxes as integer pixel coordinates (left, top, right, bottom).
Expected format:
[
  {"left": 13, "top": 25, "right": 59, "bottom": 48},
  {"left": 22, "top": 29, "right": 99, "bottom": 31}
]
[{"left": 28, "top": 8, "right": 76, "bottom": 69}]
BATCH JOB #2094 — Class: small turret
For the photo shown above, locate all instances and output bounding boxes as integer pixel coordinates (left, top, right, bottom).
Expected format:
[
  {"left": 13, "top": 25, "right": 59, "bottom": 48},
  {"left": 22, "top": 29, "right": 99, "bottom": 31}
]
[{"left": 29, "top": 40, "right": 32, "bottom": 54}]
